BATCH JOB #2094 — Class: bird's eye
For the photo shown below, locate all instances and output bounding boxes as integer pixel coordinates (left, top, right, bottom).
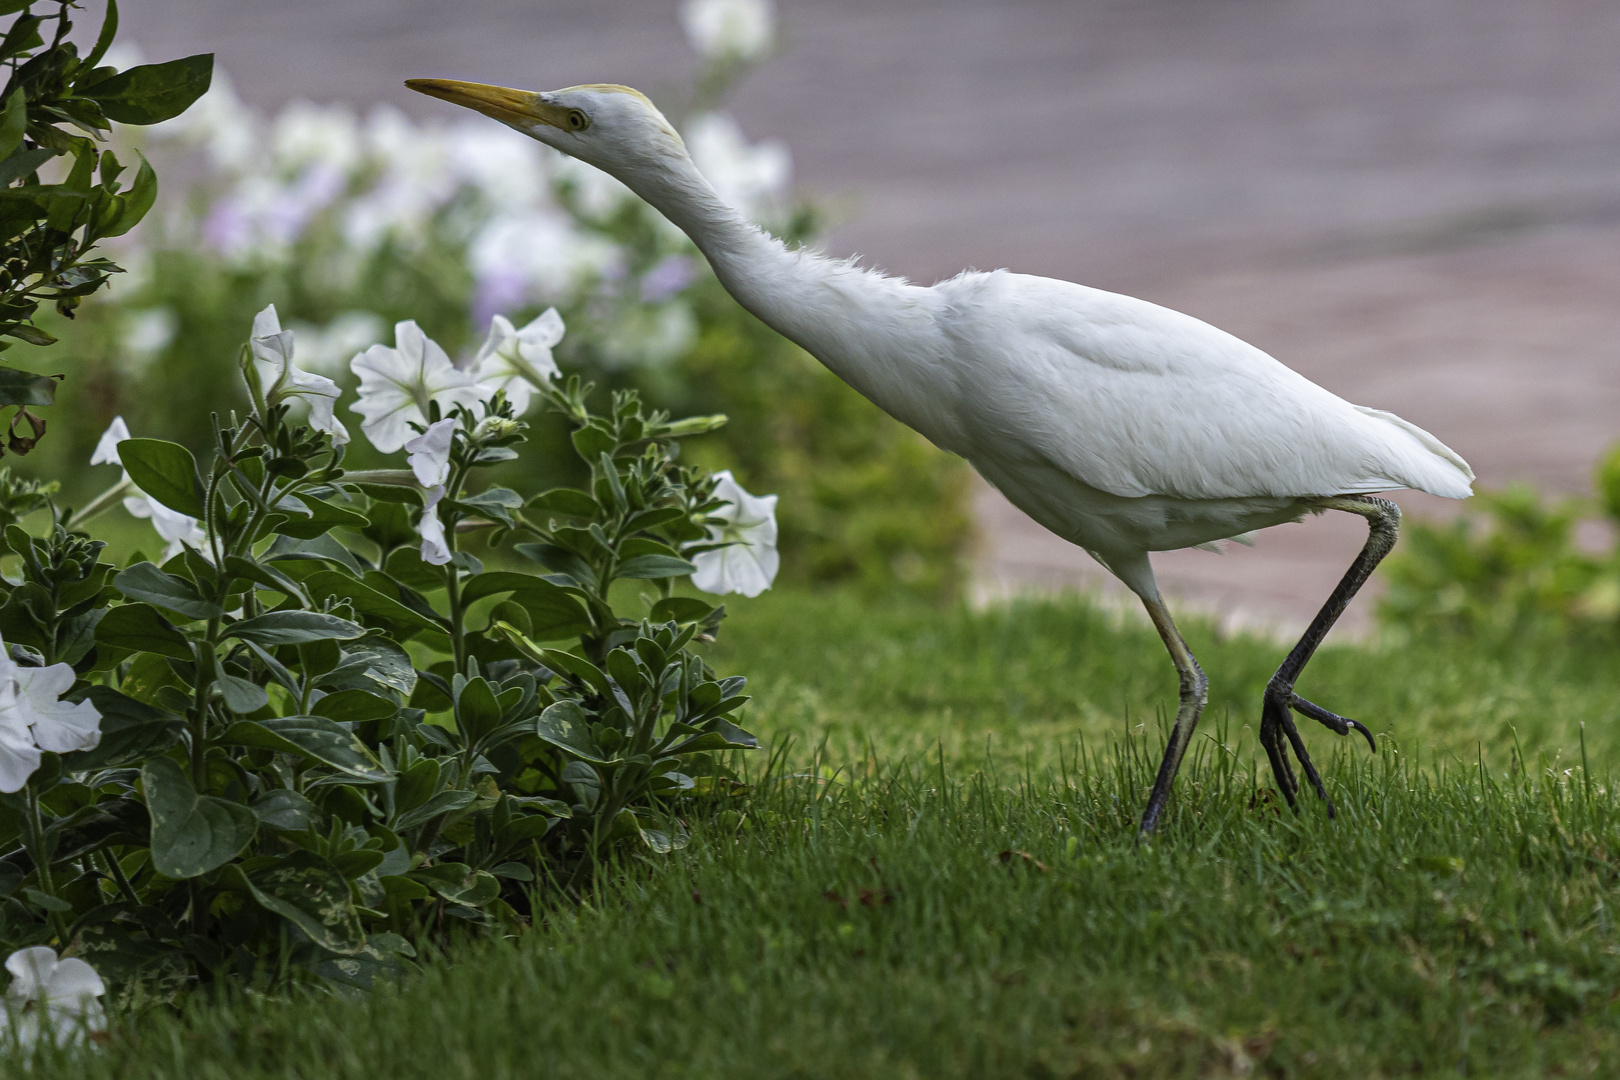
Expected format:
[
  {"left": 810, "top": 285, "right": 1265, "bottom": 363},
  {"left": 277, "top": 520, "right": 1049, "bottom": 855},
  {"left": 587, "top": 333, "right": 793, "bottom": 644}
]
[{"left": 566, "top": 109, "right": 589, "bottom": 131}]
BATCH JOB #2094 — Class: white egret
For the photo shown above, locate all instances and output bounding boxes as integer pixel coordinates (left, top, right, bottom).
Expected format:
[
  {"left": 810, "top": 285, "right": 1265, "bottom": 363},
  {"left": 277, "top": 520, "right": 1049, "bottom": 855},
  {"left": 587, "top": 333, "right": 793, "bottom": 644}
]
[{"left": 407, "top": 79, "right": 1474, "bottom": 833}]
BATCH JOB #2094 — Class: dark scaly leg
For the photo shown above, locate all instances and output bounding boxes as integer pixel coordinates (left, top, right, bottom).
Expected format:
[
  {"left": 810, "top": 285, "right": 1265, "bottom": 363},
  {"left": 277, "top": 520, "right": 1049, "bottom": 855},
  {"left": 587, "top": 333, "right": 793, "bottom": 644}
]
[
  {"left": 1138, "top": 594, "right": 1209, "bottom": 836},
  {"left": 1260, "top": 495, "right": 1400, "bottom": 814}
]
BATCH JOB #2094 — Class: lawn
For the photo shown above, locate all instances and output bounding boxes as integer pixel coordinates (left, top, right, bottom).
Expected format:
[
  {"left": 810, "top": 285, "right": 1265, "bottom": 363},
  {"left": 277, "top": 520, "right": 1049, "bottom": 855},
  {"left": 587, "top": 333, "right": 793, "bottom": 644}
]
[{"left": 43, "top": 588, "right": 1620, "bottom": 1078}]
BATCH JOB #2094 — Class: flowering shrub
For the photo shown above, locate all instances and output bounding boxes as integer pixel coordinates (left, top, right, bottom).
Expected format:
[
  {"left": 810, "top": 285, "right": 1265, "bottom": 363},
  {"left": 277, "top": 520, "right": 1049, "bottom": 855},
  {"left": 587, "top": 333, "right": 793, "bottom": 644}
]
[
  {"left": 9, "top": 0, "right": 973, "bottom": 597},
  {"left": 0, "top": 306, "right": 774, "bottom": 1001}
]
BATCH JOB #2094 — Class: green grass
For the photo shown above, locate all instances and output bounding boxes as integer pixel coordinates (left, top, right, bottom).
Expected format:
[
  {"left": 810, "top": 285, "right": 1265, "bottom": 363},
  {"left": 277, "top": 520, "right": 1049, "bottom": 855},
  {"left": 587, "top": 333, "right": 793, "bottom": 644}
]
[{"left": 34, "top": 589, "right": 1620, "bottom": 1077}]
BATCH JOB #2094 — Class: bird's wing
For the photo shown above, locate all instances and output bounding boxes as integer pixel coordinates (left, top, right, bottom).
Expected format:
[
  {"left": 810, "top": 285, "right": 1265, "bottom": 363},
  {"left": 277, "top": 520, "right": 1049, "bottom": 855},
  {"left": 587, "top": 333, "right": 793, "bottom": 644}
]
[{"left": 932, "top": 272, "right": 1473, "bottom": 502}]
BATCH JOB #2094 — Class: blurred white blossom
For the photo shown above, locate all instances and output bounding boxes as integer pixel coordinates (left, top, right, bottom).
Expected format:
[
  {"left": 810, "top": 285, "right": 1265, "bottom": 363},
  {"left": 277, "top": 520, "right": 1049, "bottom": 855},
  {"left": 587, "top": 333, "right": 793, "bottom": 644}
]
[
  {"left": 469, "top": 310, "right": 564, "bottom": 414},
  {"left": 691, "top": 471, "right": 779, "bottom": 597},
  {"left": 0, "top": 947, "right": 106, "bottom": 1049},
  {"left": 686, "top": 112, "right": 790, "bottom": 219},
  {"left": 250, "top": 305, "right": 349, "bottom": 444},
  {"left": 599, "top": 302, "right": 698, "bottom": 370},
  {"left": 123, "top": 307, "right": 177, "bottom": 368},
  {"left": 680, "top": 0, "right": 775, "bottom": 62},
  {"left": 468, "top": 210, "right": 620, "bottom": 322},
  {"left": 287, "top": 311, "right": 389, "bottom": 378},
  {"left": 273, "top": 100, "right": 361, "bottom": 175},
  {"left": 350, "top": 321, "right": 483, "bottom": 453}
]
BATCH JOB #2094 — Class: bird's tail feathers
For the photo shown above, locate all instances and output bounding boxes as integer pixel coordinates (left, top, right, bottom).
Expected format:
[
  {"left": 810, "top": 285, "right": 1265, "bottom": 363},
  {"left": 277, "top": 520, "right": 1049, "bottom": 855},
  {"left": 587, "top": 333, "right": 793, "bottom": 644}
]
[{"left": 1353, "top": 406, "right": 1474, "bottom": 499}]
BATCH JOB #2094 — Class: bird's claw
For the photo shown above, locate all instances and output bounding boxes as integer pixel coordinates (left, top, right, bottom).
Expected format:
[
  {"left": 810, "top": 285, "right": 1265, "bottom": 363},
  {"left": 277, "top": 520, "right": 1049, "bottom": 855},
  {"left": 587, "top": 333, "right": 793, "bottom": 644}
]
[{"left": 1288, "top": 693, "right": 1377, "bottom": 754}]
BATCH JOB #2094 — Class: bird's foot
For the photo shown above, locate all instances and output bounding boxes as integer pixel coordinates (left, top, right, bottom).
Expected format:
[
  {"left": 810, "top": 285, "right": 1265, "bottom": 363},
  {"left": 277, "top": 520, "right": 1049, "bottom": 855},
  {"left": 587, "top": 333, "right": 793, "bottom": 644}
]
[
  {"left": 1288, "top": 694, "right": 1376, "bottom": 754},
  {"left": 1259, "top": 683, "right": 1332, "bottom": 816}
]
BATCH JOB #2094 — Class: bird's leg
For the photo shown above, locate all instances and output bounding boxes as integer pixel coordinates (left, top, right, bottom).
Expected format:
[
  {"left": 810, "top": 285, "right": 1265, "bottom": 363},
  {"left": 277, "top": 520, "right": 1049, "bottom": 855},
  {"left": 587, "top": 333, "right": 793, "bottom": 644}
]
[
  {"left": 1138, "top": 595, "right": 1209, "bottom": 836},
  {"left": 1261, "top": 495, "right": 1400, "bottom": 814}
]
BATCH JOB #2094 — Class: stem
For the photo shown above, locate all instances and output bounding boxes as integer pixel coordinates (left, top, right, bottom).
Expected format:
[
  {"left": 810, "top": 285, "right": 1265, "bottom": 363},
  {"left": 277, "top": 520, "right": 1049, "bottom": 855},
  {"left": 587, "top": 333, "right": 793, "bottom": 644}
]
[
  {"left": 23, "top": 784, "right": 69, "bottom": 942},
  {"left": 63, "top": 476, "right": 135, "bottom": 530},
  {"left": 442, "top": 459, "right": 471, "bottom": 674},
  {"left": 100, "top": 850, "right": 141, "bottom": 907}
]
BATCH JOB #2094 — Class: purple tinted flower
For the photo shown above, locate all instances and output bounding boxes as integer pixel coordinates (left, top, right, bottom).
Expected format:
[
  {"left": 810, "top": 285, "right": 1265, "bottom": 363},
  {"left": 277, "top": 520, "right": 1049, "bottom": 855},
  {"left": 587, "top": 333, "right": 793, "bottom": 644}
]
[
  {"left": 472, "top": 268, "right": 532, "bottom": 329},
  {"left": 640, "top": 255, "right": 697, "bottom": 303}
]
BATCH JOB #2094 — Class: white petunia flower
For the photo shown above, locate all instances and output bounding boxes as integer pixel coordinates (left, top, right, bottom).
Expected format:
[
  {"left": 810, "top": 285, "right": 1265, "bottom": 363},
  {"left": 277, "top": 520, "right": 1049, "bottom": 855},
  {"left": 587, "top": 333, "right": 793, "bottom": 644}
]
[
  {"left": 405, "top": 418, "right": 457, "bottom": 489},
  {"left": 691, "top": 471, "right": 779, "bottom": 598},
  {"left": 0, "top": 635, "right": 101, "bottom": 793},
  {"left": 350, "top": 321, "right": 483, "bottom": 454},
  {"left": 680, "top": 0, "right": 775, "bottom": 61},
  {"left": 418, "top": 486, "right": 452, "bottom": 566},
  {"left": 685, "top": 112, "right": 791, "bottom": 220},
  {"left": 468, "top": 310, "right": 564, "bottom": 414},
  {"left": 0, "top": 947, "right": 107, "bottom": 1049},
  {"left": 90, "top": 419, "right": 209, "bottom": 561},
  {"left": 0, "top": 658, "right": 40, "bottom": 796},
  {"left": 250, "top": 305, "right": 350, "bottom": 444},
  {"left": 13, "top": 664, "right": 102, "bottom": 755}
]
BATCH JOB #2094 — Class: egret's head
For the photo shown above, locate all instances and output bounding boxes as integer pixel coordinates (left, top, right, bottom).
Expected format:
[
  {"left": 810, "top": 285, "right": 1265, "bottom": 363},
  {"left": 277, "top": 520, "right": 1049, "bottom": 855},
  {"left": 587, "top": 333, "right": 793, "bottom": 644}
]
[{"left": 406, "top": 79, "right": 686, "bottom": 178}]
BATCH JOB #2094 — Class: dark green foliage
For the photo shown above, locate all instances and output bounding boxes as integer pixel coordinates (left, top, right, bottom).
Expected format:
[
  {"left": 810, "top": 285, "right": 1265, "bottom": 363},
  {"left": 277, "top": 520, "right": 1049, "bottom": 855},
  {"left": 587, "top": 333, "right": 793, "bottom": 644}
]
[{"left": 0, "top": 0, "right": 209, "bottom": 404}]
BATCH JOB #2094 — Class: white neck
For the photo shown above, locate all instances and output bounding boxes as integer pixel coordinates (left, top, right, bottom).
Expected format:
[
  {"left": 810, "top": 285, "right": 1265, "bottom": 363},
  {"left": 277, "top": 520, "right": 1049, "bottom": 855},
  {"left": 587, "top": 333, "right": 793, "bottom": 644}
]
[{"left": 619, "top": 153, "right": 951, "bottom": 438}]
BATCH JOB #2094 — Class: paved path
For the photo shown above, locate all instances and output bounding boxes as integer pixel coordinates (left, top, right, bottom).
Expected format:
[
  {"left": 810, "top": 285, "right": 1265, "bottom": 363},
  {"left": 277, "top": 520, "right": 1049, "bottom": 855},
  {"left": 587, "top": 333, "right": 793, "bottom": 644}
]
[{"left": 121, "top": 0, "right": 1620, "bottom": 632}]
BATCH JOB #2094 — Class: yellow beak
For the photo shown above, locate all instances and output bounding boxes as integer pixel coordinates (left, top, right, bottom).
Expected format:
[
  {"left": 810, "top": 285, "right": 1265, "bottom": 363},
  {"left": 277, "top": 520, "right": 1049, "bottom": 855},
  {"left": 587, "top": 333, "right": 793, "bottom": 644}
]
[{"left": 406, "top": 78, "right": 565, "bottom": 128}]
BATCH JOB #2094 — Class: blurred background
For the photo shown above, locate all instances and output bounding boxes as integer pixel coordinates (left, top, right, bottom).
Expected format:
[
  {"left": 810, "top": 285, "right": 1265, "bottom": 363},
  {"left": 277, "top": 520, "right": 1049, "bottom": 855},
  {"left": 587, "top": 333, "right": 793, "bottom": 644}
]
[{"left": 26, "top": 0, "right": 1620, "bottom": 633}]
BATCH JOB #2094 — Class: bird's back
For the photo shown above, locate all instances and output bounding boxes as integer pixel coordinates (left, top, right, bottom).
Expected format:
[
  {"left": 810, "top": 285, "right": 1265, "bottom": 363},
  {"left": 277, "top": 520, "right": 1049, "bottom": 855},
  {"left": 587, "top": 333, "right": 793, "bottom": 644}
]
[{"left": 926, "top": 271, "right": 1473, "bottom": 504}]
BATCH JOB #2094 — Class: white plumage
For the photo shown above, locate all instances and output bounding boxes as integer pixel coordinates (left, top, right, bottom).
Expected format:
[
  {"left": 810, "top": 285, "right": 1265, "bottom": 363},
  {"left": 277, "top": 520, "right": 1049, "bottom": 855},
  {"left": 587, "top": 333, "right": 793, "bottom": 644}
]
[{"left": 408, "top": 78, "right": 1474, "bottom": 832}]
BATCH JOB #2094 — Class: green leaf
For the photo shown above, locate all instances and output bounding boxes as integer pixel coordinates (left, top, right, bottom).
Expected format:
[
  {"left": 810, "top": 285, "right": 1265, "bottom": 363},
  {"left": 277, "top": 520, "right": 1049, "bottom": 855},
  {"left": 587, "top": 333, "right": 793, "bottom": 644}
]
[
  {"left": 0, "top": 147, "right": 58, "bottom": 187},
  {"left": 47, "top": 798, "right": 150, "bottom": 861},
  {"left": 83, "top": 0, "right": 120, "bottom": 70},
  {"left": 461, "top": 572, "right": 592, "bottom": 640},
  {"left": 534, "top": 701, "right": 611, "bottom": 764},
  {"left": 409, "top": 863, "right": 499, "bottom": 908},
  {"left": 241, "top": 850, "right": 365, "bottom": 955},
  {"left": 300, "top": 570, "right": 438, "bottom": 634},
  {"left": 393, "top": 789, "right": 476, "bottom": 832},
  {"left": 142, "top": 757, "right": 257, "bottom": 879},
  {"left": 616, "top": 554, "right": 697, "bottom": 580},
  {"left": 216, "top": 674, "right": 269, "bottom": 714},
  {"left": 454, "top": 677, "right": 503, "bottom": 745},
  {"left": 337, "top": 635, "right": 417, "bottom": 697},
  {"left": 114, "top": 562, "right": 223, "bottom": 620},
  {"left": 538, "top": 649, "right": 614, "bottom": 701},
  {"left": 0, "top": 89, "right": 24, "bottom": 160},
  {"left": 61, "top": 687, "right": 184, "bottom": 771},
  {"left": 227, "top": 610, "right": 366, "bottom": 646},
  {"left": 272, "top": 495, "right": 370, "bottom": 540},
  {"left": 648, "top": 596, "right": 716, "bottom": 624},
  {"left": 94, "top": 602, "right": 192, "bottom": 659},
  {"left": 80, "top": 53, "right": 215, "bottom": 125},
  {"left": 98, "top": 149, "right": 156, "bottom": 237},
  {"left": 223, "top": 555, "right": 307, "bottom": 604},
  {"left": 0, "top": 365, "right": 59, "bottom": 408},
  {"left": 394, "top": 758, "right": 440, "bottom": 812},
  {"left": 251, "top": 788, "right": 320, "bottom": 831},
  {"left": 118, "top": 438, "right": 204, "bottom": 517},
  {"left": 220, "top": 716, "right": 390, "bottom": 782},
  {"left": 312, "top": 688, "right": 397, "bottom": 724},
  {"left": 669, "top": 717, "right": 759, "bottom": 755},
  {"left": 528, "top": 487, "right": 597, "bottom": 517}
]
